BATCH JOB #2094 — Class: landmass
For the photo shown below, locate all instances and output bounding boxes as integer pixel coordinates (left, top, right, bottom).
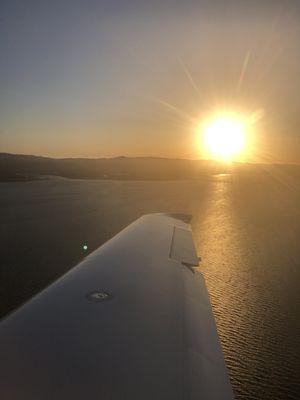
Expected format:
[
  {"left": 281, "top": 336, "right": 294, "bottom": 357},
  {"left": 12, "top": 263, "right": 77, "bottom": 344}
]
[{"left": 1, "top": 152, "right": 299, "bottom": 182}]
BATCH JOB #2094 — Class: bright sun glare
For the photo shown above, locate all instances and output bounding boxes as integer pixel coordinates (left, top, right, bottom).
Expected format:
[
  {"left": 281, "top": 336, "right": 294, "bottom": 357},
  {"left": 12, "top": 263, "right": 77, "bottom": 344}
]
[{"left": 203, "top": 115, "right": 247, "bottom": 161}]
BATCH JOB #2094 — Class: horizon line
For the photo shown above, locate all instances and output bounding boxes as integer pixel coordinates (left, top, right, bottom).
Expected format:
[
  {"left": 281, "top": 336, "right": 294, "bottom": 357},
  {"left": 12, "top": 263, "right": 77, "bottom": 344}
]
[{"left": 2, "top": 151, "right": 300, "bottom": 167}]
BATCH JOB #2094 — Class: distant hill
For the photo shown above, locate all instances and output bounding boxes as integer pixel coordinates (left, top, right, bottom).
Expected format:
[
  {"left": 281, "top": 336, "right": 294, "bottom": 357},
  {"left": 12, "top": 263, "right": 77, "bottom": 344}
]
[
  {"left": 1, "top": 152, "right": 299, "bottom": 181},
  {"left": 0, "top": 153, "right": 222, "bottom": 181}
]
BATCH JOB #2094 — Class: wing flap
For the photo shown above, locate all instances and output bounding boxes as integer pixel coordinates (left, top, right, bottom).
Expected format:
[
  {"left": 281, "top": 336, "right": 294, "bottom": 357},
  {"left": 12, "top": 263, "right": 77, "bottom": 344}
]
[{"left": 169, "top": 226, "right": 199, "bottom": 266}]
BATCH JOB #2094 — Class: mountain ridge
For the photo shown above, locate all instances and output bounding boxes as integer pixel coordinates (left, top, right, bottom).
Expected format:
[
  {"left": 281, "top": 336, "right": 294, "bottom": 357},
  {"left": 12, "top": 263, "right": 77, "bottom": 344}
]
[{"left": 1, "top": 152, "right": 299, "bottom": 182}]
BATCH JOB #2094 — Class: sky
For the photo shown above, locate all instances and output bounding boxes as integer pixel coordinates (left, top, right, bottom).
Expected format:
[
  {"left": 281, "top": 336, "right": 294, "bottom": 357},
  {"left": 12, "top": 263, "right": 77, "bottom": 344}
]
[{"left": 0, "top": 0, "right": 300, "bottom": 162}]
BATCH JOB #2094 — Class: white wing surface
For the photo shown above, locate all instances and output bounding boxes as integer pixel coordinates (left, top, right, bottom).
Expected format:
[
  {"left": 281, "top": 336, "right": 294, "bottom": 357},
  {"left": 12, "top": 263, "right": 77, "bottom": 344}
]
[{"left": 0, "top": 213, "right": 234, "bottom": 399}]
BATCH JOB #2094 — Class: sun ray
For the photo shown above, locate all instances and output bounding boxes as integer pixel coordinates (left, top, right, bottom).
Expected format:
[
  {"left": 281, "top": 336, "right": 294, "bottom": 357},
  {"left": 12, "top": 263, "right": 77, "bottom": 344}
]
[
  {"left": 236, "top": 51, "right": 251, "bottom": 93},
  {"left": 178, "top": 58, "right": 202, "bottom": 97}
]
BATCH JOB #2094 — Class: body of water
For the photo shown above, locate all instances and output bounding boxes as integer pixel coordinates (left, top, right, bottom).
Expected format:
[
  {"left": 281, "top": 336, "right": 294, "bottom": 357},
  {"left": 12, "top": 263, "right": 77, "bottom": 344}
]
[{"left": 0, "top": 172, "right": 299, "bottom": 399}]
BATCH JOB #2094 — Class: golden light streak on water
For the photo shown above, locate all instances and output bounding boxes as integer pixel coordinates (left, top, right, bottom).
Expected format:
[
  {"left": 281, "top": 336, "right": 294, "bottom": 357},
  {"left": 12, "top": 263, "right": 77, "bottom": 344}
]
[
  {"left": 193, "top": 174, "right": 268, "bottom": 398},
  {"left": 192, "top": 172, "right": 300, "bottom": 399}
]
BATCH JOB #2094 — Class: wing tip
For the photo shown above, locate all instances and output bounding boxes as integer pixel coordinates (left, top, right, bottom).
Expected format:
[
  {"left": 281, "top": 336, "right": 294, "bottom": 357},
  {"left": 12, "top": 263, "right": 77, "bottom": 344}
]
[{"left": 148, "top": 213, "right": 193, "bottom": 224}]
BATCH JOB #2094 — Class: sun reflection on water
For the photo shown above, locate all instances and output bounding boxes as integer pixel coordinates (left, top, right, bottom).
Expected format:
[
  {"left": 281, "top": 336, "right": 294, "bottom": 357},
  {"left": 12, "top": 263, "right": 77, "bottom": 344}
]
[{"left": 192, "top": 174, "right": 255, "bottom": 396}]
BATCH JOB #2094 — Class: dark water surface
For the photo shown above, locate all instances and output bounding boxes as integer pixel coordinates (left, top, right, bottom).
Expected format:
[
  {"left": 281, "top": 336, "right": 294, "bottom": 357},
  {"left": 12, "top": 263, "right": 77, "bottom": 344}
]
[{"left": 0, "top": 173, "right": 299, "bottom": 399}]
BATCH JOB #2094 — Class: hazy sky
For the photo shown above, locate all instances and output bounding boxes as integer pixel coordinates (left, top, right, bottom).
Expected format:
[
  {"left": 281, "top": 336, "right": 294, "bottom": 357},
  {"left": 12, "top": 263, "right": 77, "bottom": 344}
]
[{"left": 1, "top": 0, "right": 300, "bottom": 162}]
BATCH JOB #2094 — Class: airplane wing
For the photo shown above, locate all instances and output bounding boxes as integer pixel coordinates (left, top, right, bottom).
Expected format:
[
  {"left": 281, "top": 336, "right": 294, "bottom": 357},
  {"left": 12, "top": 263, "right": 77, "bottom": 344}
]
[{"left": 0, "top": 213, "right": 234, "bottom": 399}]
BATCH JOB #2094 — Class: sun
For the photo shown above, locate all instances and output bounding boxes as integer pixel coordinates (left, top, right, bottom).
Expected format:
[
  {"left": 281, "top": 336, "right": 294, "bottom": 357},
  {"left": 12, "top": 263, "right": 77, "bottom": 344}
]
[{"left": 202, "top": 114, "right": 247, "bottom": 161}]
